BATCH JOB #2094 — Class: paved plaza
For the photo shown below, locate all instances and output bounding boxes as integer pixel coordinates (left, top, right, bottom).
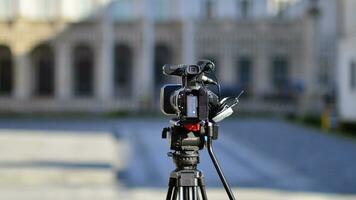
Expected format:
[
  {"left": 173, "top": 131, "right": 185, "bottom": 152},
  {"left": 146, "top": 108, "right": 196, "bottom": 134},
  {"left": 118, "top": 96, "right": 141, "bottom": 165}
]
[{"left": 0, "top": 117, "right": 355, "bottom": 199}]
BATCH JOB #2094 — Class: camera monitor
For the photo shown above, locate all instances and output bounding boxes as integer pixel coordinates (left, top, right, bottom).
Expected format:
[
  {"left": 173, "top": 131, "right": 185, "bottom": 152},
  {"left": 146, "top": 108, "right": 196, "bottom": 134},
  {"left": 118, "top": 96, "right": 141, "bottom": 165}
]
[{"left": 186, "top": 95, "right": 198, "bottom": 118}]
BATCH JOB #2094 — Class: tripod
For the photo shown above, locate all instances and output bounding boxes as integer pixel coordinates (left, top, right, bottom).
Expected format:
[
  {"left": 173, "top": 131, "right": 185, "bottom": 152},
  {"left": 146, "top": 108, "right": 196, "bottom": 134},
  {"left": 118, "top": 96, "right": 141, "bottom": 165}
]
[
  {"left": 165, "top": 150, "right": 208, "bottom": 200},
  {"left": 163, "top": 121, "right": 236, "bottom": 200}
]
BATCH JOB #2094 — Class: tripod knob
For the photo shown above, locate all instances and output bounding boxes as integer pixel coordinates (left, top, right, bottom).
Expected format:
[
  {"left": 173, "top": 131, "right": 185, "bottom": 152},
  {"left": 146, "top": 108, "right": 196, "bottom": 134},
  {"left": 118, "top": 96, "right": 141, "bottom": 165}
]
[{"left": 162, "top": 127, "right": 170, "bottom": 139}]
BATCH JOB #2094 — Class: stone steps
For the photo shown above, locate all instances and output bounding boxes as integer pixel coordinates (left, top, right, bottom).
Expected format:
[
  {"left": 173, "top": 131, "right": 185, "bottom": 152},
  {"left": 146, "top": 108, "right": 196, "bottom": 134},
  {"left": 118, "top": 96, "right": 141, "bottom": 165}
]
[{"left": 0, "top": 129, "right": 128, "bottom": 200}]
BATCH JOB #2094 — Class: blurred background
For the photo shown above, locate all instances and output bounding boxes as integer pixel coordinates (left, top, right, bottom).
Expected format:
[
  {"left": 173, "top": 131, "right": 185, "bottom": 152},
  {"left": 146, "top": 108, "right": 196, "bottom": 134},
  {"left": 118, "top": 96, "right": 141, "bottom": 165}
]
[{"left": 0, "top": 0, "right": 355, "bottom": 199}]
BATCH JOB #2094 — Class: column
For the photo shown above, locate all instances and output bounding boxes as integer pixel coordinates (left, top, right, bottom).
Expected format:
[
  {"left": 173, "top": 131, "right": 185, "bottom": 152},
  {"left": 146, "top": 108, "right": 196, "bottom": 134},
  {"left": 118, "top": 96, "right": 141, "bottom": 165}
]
[
  {"left": 220, "top": 28, "right": 235, "bottom": 85},
  {"left": 55, "top": 42, "right": 71, "bottom": 100},
  {"left": 95, "top": 4, "right": 114, "bottom": 101},
  {"left": 14, "top": 53, "right": 31, "bottom": 99},
  {"left": 133, "top": 0, "right": 155, "bottom": 109},
  {"left": 303, "top": 16, "right": 319, "bottom": 98},
  {"left": 255, "top": 23, "right": 270, "bottom": 100},
  {"left": 300, "top": 4, "right": 321, "bottom": 114},
  {"left": 182, "top": 19, "right": 195, "bottom": 64}
]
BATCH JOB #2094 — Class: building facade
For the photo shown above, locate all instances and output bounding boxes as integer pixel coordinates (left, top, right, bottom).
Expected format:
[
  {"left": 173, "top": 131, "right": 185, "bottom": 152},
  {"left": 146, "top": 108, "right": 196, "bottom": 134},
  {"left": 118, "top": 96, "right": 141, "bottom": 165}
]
[
  {"left": 0, "top": 0, "right": 320, "bottom": 113},
  {"left": 337, "top": 0, "right": 356, "bottom": 122},
  {"left": 286, "top": 0, "right": 339, "bottom": 98}
]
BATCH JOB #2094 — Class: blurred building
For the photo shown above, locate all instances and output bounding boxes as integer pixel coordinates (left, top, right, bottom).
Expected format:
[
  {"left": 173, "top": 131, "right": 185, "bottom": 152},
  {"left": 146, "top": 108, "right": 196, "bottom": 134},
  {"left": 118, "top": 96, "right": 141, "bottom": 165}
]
[
  {"left": 0, "top": 0, "right": 322, "bottom": 113},
  {"left": 337, "top": 0, "right": 356, "bottom": 122},
  {"left": 286, "top": 0, "right": 338, "bottom": 94}
]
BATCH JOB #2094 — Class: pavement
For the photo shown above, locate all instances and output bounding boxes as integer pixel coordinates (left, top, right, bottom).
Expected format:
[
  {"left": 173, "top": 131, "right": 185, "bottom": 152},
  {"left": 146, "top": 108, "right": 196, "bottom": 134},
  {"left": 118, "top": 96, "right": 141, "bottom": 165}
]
[
  {"left": 0, "top": 128, "right": 127, "bottom": 200},
  {"left": 0, "top": 117, "right": 355, "bottom": 200}
]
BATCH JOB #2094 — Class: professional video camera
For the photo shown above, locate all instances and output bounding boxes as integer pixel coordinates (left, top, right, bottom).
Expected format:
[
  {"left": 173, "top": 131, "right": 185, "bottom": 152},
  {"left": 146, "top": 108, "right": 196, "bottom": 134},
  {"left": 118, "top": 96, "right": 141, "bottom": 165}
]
[
  {"left": 160, "top": 60, "right": 241, "bottom": 200},
  {"left": 161, "top": 60, "right": 242, "bottom": 122}
]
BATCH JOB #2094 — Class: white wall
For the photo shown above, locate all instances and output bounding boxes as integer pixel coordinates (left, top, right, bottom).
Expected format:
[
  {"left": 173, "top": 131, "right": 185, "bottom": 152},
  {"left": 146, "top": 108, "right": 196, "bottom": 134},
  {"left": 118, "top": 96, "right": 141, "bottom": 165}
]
[
  {"left": 337, "top": 0, "right": 356, "bottom": 122},
  {"left": 0, "top": 0, "right": 15, "bottom": 20},
  {"left": 61, "top": 0, "right": 97, "bottom": 21},
  {"left": 338, "top": 36, "right": 356, "bottom": 122},
  {"left": 19, "top": 0, "right": 57, "bottom": 20},
  {"left": 343, "top": 0, "right": 356, "bottom": 36},
  {"left": 15, "top": 0, "right": 99, "bottom": 21}
]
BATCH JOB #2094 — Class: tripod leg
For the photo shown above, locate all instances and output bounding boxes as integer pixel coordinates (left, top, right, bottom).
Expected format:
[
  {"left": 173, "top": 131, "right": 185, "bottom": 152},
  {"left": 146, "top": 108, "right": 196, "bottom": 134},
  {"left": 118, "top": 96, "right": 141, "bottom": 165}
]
[
  {"left": 181, "top": 187, "right": 197, "bottom": 200},
  {"left": 184, "top": 187, "right": 190, "bottom": 200},
  {"left": 166, "top": 185, "right": 174, "bottom": 200},
  {"left": 198, "top": 175, "right": 208, "bottom": 200},
  {"left": 166, "top": 177, "right": 176, "bottom": 200},
  {"left": 188, "top": 187, "right": 197, "bottom": 200},
  {"left": 172, "top": 186, "right": 178, "bottom": 200},
  {"left": 179, "top": 187, "right": 184, "bottom": 200},
  {"left": 199, "top": 185, "right": 208, "bottom": 200},
  {"left": 192, "top": 186, "right": 198, "bottom": 200}
]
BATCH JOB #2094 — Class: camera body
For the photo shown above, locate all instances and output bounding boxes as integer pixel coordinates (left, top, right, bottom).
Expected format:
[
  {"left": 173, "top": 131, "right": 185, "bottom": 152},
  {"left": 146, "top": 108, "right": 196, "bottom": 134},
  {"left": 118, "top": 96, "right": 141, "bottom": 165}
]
[
  {"left": 160, "top": 61, "right": 218, "bottom": 121},
  {"left": 160, "top": 84, "right": 209, "bottom": 121}
]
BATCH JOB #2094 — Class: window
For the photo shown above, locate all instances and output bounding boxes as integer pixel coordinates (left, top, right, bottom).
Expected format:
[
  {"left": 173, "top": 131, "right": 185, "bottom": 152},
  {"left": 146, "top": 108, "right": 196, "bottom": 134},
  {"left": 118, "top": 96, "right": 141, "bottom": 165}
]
[
  {"left": 114, "top": 44, "right": 132, "bottom": 96},
  {"left": 0, "top": 45, "right": 13, "bottom": 95},
  {"left": 318, "top": 59, "right": 329, "bottom": 85},
  {"left": 240, "top": 0, "right": 250, "bottom": 18},
  {"left": 31, "top": 44, "right": 55, "bottom": 96},
  {"left": 205, "top": 0, "right": 214, "bottom": 19},
  {"left": 154, "top": 44, "right": 172, "bottom": 87},
  {"left": 73, "top": 44, "right": 94, "bottom": 97},
  {"left": 237, "top": 57, "right": 252, "bottom": 90},
  {"left": 271, "top": 57, "right": 289, "bottom": 90},
  {"left": 351, "top": 61, "right": 356, "bottom": 90}
]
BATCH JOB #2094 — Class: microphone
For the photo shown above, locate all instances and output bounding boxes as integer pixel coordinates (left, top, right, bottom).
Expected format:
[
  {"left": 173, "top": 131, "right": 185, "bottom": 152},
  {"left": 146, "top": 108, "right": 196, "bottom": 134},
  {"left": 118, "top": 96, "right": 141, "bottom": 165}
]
[
  {"left": 212, "top": 98, "right": 238, "bottom": 123},
  {"left": 201, "top": 75, "right": 218, "bottom": 85},
  {"left": 212, "top": 91, "right": 244, "bottom": 122}
]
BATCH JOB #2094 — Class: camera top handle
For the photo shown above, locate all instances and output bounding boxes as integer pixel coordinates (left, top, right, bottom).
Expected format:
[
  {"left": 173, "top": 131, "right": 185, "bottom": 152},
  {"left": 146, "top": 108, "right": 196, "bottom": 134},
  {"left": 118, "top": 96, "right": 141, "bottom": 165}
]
[
  {"left": 163, "top": 60, "right": 217, "bottom": 87},
  {"left": 163, "top": 60, "right": 215, "bottom": 76}
]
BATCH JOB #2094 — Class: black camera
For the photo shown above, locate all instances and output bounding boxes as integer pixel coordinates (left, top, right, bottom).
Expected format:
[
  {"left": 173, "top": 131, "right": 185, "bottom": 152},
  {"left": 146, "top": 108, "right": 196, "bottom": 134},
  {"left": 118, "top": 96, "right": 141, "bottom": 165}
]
[
  {"left": 160, "top": 60, "right": 221, "bottom": 121},
  {"left": 160, "top": 84, "right": 209, "bottom": 119}
]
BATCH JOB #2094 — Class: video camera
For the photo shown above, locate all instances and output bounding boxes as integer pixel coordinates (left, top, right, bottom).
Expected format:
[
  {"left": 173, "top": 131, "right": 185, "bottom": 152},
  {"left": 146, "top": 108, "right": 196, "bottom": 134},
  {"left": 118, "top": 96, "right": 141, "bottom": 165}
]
[{"left": 160, "top": 60, "right": 242, "bottom": 122}]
